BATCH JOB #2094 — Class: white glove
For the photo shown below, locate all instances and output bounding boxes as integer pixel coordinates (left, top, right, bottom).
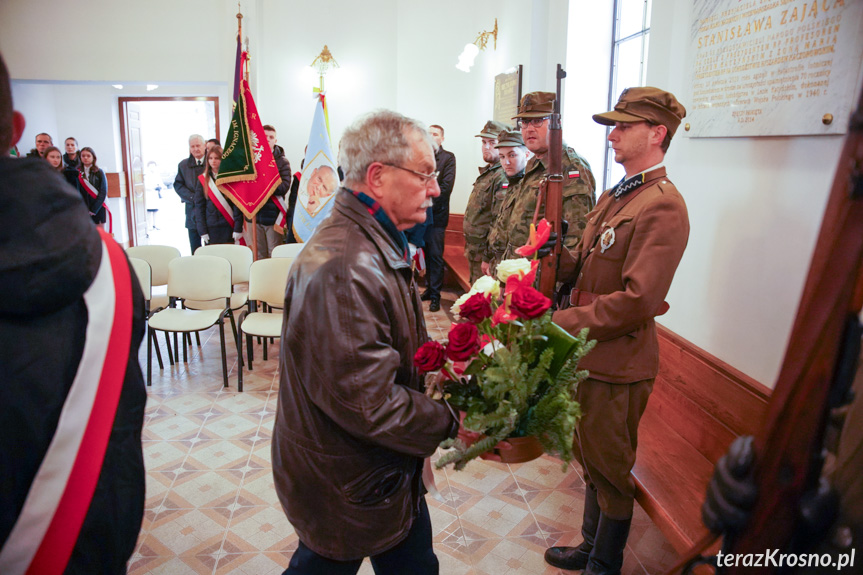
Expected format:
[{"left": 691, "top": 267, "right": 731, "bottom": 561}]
[
  {"left": 201, "top": 234, "right": 210, "bottom": 246},
  {"left": 408, "top": 243, "right": 417, "bottom": 259},
  {"left": 233, "top": 232, "right": 243, "bottom": 243}
]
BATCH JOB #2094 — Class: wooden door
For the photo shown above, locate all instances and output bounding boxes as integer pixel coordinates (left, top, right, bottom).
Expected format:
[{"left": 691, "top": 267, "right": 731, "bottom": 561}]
[{"left": 121, "top": 101, "right": 148, "bottom": 246}]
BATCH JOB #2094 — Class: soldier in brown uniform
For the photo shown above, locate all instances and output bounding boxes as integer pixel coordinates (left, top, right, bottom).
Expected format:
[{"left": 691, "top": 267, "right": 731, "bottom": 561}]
[
  {"left": 488, "top": 92, "right": 595, "bottom": 271},
  {"left": 544, "top": 87, "right": 689, "bottom": 575},
  {"left": 463, "top": 120, "right": 509, "bottom": 284}
]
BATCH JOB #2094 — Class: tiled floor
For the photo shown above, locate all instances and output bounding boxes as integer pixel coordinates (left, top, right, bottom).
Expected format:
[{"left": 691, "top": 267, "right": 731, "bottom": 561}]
[{"left": 131, "top": 287, "right": 679, "bottom": 574}]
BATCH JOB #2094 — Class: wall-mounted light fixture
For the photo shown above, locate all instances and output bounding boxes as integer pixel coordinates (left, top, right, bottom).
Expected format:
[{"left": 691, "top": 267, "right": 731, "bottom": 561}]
[
  {"left": 311, "top": 45, "right": 339, "bottom": 93},
  {"left": 456, "top": 18, "right": 498, "bottom": 73}
]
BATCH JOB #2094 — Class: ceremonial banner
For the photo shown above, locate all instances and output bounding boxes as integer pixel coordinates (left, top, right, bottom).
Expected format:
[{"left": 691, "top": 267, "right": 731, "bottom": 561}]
[
  {"left": 293, "top": 94, "right": 340, "bottom": 242},
  {"left": 216, "top": 51, "right": 281, "bottom": 218}
]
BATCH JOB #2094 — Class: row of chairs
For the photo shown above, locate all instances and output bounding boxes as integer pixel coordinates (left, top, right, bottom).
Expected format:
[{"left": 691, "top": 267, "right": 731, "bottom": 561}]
[{"left": 126, "top": 243, "right": 304, "bottom": 391}]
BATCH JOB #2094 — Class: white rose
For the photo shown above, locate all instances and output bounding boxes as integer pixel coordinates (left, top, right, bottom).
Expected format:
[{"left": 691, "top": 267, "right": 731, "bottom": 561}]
[
  {"left": 450, "top": 292, "right": 472, "bottom": 318},
  {"left": 471, "top": 275, "right": 500, "bottom": 299},
  {"left": 496, "top": 258, "right": 532, "bottom": 283}
]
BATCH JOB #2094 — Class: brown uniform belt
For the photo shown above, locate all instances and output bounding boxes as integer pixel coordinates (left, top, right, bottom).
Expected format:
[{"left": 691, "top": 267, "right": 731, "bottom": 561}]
[{"left": 569, "top": 288, "right": 670, "bottom": 315}]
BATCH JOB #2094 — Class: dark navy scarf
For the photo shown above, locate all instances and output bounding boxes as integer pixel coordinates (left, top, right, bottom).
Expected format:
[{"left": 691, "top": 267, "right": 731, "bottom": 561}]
[{"left": 347, "top": 188, "right": 410, "bottom": 263}]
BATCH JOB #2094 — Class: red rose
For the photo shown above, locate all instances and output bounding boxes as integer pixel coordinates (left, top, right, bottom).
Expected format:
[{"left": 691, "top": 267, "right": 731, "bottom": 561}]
[
  {"left": 446, "top": 322, "right": 480, "bottom": 362},
  {"left": 458, "top": 293, "right": 492, "bottom": 324},
  {"left": 509, "top": 285, "right": 552, "bottom": 319},
  {"left": 414, "top": 341, "right": 446, "bottom": 372}
]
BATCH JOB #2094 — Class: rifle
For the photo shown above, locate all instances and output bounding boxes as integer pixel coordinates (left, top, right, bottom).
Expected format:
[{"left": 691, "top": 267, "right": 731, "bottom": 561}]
[
  {"left": 669, "top": 84, "right": 863, "bottom": 574},
  {"left": 538, "top": 64, "right": 567, "bottom": 298}
]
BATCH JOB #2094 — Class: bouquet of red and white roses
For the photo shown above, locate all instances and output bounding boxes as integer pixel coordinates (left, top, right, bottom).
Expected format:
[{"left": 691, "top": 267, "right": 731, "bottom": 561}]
[{"left": 415, "top": 221, "right": 594, "bottom": 470}]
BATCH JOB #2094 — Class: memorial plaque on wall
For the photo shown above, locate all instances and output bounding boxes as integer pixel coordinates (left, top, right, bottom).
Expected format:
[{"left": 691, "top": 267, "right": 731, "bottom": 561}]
[
  {"left": 687, "top": 0, "right": 863, "bottom": 137},
  {"left": 494, "top": 67, "right": 521, "bottom": 126}
]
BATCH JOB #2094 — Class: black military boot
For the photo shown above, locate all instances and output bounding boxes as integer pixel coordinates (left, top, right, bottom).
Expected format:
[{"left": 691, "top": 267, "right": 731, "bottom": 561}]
[
  {"left": 544, "top": 483, "right": 600, "bottom": 570},
  {"left": 583, "top": 513, "right": 632, "bottom": 575}
]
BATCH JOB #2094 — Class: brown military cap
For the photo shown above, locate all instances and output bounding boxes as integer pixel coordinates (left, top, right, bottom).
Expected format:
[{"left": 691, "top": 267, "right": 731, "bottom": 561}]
[
  {"left": 592, "top": 86, "right": 687, "bottom": 138},
  {"left": 512, "top": 91, "right": 555, "bottom": 119},
  {"left": 476, "top": 120, "right": 511, "bottom": 139},
  {"left": 494, "top": 129, "right": 525, "bottom": 148}
]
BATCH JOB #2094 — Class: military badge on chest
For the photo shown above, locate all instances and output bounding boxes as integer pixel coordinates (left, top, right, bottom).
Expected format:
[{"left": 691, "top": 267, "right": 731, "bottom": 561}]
[{"left": 600, "top": 226, "right": 615, "bottom": 253}]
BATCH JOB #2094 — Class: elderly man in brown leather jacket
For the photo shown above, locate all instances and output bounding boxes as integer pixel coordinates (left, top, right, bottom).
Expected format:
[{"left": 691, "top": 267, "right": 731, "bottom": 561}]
[{"left": 272, "top": 110, "right": 460, "bottom": 574}]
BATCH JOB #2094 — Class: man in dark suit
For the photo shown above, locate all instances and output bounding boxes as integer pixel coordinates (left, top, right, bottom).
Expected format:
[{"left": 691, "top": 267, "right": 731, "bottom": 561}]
[
  {"left": 422, "top": 124, "right": 456, "bottom": 312},
  {"left": 173, "top": 134, "right": 207, "bottom": 254}
]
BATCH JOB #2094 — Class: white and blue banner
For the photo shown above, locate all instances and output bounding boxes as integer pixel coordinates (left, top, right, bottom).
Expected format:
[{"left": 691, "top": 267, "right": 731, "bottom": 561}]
[{"left": 293, "top": 94, "right": 340, "bottom": 242}]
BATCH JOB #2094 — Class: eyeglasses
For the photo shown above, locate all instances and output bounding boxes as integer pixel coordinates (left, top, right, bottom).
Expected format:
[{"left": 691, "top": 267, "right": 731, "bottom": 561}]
[
  {"left": 517, "top": 117, "right": 549, "bottom": 129},
  {"left": 381, "top": 163, "right": 439, "bottom": 183}
]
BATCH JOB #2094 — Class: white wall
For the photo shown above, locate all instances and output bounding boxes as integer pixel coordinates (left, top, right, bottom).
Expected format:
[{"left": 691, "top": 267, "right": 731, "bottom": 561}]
[{"left": 648, "top": 0, "right": 861, "bottom": 386}]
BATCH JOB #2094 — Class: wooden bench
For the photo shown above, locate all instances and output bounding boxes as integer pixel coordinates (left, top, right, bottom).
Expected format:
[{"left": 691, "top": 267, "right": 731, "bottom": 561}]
[
  {"left": 443, "top": 214, "right": 471, "bottom": 292},
  {"left": 633, "top": 325, "right": 771, "bottom": 553}
]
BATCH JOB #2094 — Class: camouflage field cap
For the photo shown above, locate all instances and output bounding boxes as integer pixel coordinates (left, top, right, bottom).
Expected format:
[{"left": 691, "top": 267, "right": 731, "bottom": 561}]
[
  {"left": 592, "top": 87, "right": 687, "bottom": 138},
  {"left": 494, "top": 129, "right": 525, "bottom": 148},
  {"left": 476, "top": 120, "right": 511, "bottom": 139},
  {"left": 512, "top": 91, "right": 555, "bottom": 119}
]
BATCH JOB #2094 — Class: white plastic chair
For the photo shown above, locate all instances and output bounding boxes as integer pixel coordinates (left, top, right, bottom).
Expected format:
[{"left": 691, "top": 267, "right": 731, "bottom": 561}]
[
  {"left": 128, "top": 257, "right": 164, "bottom": 386},
  {"left": 188, "top": 244, "right": 253, "bottom": 347},
  {"left": 271, "top": 243, "right": 304, "bottom": 259},
  {"left": 237, "top": 257, "right": 293, "bottom": 390},
  {"left": 126, "top": 245, "right": 180, "bottom": 311},
  {"left": 148, "top": 255, "right": 234, "bottom": 389},
  {"left": 126, "top": 245, "right": 180, "bottom": 365}
]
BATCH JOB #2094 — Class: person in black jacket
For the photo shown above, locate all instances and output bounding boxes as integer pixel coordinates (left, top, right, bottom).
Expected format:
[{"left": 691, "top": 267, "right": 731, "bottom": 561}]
[
  {"left": 63, "top": 136, "right": 80, "bottom": 169},
  {"left": 26, "top": 132, "right": 52, "bottom": 158},
  {"left": 77, "top": 146, "right": 108, "bottom": 226},
  {"left": 174, "top": 134, "right": 206, "bottom": 254},
  {"left": 0, "top": 53, "right": 146, "bottom": 574},
  {"left": 194, "top": 145, "right": 243, "bottom": 245},
  {"left": 422, "top": 124, "right": 456, "bottom": 312},
  {"left": 254, "top": 125, "right": 293, "bottom": 258}
]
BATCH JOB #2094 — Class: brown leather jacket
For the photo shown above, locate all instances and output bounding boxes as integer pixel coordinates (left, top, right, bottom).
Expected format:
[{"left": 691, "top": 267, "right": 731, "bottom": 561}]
[{"left": 272, "top": 190, "right": 456, "bottom": 560}]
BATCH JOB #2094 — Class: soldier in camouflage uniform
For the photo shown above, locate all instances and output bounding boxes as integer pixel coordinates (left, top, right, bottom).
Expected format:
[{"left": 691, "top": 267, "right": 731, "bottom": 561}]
[
  {"left": 491, "top": 91, "right": 596, "bottom": 269},
  {"left": 488, "top": 129, "right": 530, "bottom": 270},
  {"left": 463, "top": 120, "right": 509, "bottom": 284}
]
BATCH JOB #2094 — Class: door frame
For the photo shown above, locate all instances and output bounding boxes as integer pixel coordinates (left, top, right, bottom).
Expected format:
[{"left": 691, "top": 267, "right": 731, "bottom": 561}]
[{"left": 118, "top": 96, "right": 220, "bottom": 247}]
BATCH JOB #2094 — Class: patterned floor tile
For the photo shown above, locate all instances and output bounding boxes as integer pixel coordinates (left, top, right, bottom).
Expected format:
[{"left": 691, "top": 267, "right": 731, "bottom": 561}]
[
  {"left": 144, "top": 508, "right": 229, "bottom": 556},
  {"left": 214, "top": 391, "right": 271, "bottom": 413},
  {"left": 197, "top": 412, "right": 261, "bottom": 440},
  {"left": 164, "top": 470, "right": 242, "bottom": 510},
  {"left": 458, "top": 494, "right": 533, "bottom": 539},
  {"left": 143, "top": 414, "right": 202, "bottom": 441},
  {"left": 186, "top": 440, "right": 252, "bottom": 470},
  {"left": 214, "top": 552, "right": 285, "bottom": 575},
  {"left": 224, "top": 506, "right": 296, "bottom": 553},
  {"left": 511, "top": 455, "right": 584, "bottom": 491}
]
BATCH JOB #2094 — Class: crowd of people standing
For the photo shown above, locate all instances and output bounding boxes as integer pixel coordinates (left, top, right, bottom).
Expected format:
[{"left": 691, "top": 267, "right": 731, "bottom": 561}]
[{"left": 14, "top": 132, "right": 109, "bottom": 227}]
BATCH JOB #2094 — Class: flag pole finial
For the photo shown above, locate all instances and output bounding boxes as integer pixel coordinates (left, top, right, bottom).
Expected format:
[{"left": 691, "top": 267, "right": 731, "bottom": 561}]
[{"left": 236, "top": 3, "right": 243, "bottom": 37}]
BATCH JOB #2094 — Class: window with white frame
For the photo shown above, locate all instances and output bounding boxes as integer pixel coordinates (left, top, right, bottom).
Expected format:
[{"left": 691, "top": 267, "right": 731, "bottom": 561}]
[{"left": 604, "top": 0, "right": 651, "bottom": 190}]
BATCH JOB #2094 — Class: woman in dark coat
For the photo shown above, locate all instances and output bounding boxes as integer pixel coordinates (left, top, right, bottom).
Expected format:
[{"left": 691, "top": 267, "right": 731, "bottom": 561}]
[
  {"left": 194, "top": 145, "right": 243, "bottom": 245},
  {"left": 76, "top": 146, "right": 107, "bottom": 226}
]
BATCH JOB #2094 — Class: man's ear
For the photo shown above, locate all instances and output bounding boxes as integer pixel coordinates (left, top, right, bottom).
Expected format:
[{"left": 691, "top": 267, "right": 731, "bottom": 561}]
[
  {"left": 365, "top": 162, "right": 386, "bottom": 200},
  {"left": 651, "top": 124, "right": 667, "bottom": 147},
  {"left": 11, "top": 111, "right": 25, "bottom": 147}
]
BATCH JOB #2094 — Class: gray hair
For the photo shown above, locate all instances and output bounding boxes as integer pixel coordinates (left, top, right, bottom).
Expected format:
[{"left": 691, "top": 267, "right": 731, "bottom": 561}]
[
  {"left": 189, "top": 134, "right": 205, "bottom": 145},
  {"left": 339, "top": 110, "right": 435, "bottom": 188}
]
